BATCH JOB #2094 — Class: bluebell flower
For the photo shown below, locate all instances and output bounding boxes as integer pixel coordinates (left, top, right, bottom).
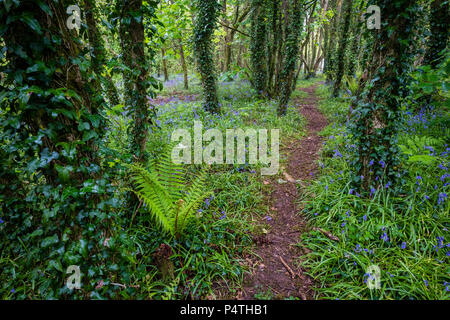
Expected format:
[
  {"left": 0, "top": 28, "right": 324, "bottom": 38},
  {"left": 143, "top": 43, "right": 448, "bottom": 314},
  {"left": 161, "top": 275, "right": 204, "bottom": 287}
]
[{"left": 438, "top": 192, "right": 447, "bottom": 205}]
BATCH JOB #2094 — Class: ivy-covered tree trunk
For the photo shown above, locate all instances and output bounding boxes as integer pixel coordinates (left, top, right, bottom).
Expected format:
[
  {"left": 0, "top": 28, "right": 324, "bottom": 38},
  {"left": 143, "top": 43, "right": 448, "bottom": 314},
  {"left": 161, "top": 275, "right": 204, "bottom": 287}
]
[
  {"left": 277, "top": 0, "right": 304, "bottom": 116},
  {"left": 324, "top": 0, "right": 340, "bottom": 83},
  {"left": 346, "top": 1, "right": 365, "bottom": 77},
  {"left": 332, "top": 0, "right": 353, "bottom": 97},
  {"left": 267, "top": 0, "right": 280, "bottom": 96},
  {"left": 84, "top": 0, "right": 120, "bottom": 107},
  {"left": 274, "top": 2, "right": 286, "bottom": 96},
  {"left": 423, "top": 0, "right": 449, "bottom": 68},
  {"left": 250, "top": 0, "right": 268, "bottom": 96},
  {"left": 119, "top": 0, "right": 153, "bottom": 163},
  {"left": 193, "top": 0, "right": 220, "bottom": 113},
  {"left": 350, "top": 0, "right": 419, "bottom": 192},
  {"left": 0, "top": 0, "right": 123, "bottom": 296}
]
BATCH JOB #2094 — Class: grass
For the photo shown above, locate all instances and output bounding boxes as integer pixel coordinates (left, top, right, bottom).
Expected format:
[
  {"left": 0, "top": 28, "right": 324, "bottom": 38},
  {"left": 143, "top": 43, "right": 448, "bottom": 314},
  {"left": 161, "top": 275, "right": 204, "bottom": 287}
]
[{"left": 298, "top": 84, "right": 450, "bottom": 300}]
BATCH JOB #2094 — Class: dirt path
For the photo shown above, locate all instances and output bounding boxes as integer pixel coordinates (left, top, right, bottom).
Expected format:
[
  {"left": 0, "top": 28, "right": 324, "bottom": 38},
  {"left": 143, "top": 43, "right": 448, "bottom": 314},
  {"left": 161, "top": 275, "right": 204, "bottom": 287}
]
[{"left": 242, "top": 84, "right": 327, "bottom": 299}]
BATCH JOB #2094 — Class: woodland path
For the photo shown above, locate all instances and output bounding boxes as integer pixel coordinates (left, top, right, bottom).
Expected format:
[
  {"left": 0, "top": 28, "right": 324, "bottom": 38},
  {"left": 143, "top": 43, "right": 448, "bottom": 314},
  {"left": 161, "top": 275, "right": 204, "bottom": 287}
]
[{"left": 242, "top": 84, "right": 327, "bottom": 300}]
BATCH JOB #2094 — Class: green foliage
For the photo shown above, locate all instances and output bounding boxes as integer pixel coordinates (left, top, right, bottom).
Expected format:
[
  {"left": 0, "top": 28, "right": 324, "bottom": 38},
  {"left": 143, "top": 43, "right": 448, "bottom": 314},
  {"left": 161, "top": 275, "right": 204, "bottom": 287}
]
[
  {"left": 302, "top": 84, "right": 449, "bottom": 300},
  {"left": 0, "top": 0, "right": 132, "bottom": 298},
  {"left": 128, "top": 149, "right": 211, "bottom": 238},
  {"left": 399, "top": 135, "right": 445, "bottom": 165},
  {"left": 343, "top": 72, "right": 362, "bottom": 97},
  {"left": 409, "top": 53, "right": 450, "bottom": 110},
  {"left": 423, "top": 0, "right": 449, "bottom": 68}
]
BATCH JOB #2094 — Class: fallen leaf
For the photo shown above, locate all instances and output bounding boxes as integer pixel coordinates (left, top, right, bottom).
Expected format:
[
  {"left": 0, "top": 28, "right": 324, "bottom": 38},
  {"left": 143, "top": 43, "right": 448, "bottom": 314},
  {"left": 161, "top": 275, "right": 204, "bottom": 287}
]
[{"left": 283, "top": 172, "right": 296, "bottom": 183}]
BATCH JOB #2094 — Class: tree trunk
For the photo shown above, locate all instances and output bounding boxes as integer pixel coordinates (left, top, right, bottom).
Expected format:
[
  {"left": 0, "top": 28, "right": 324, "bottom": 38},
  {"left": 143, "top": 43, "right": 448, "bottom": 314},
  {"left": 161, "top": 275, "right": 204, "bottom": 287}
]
[
  {"left": 351, "top": 0, "right": 419, "bottom": 192},
  {"left": 84, "top": 0, "right": 120, "bottom": 106},
  {"left": 250, "top": 0, "right": 268, "bottom": 96},
  {"left": 277, "top": 0, "right": 305, "bottom": 115},
  {"left": 120, "top": 0, "right": 152, "bottom": 163},
  {"left": 267, "top": 0, "right": 280, "bottom": 96},
  {"left": 332, "top": 0, "right": 353, "bottom": 97},
  {"left": 161, "top": 47, "right": 169, "bottom": 82},
  {"left": 324, "top": 0, "right": 341, "bottom": 82},
  {"left": 193, "top": 0, "right": 220, "bottom": 113},
  {"left": 0, "top": 0, "right": 116, "bottom": 292},
  {"left": 178, "top": 41, "right": 189, "bottom": 90}
]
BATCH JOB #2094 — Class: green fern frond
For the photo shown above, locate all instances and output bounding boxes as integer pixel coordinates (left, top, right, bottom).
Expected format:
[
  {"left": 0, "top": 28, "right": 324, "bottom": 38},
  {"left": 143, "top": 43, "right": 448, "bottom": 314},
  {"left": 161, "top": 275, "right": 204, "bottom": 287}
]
[
  {"left": 127, "top": 145, "right": 211, "bottom": 238},
  {"left": 178, "top": 168, "right": 211, "bottom": 234},
  {"left": 128, "top": 164, "right": 174, "bottom": 233}
]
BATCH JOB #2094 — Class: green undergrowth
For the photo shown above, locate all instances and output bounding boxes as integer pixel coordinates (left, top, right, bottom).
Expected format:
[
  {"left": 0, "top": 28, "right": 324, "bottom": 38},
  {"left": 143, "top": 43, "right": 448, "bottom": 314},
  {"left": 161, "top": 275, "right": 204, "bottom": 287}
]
[
  {"left": 99, "top": 79, "right": 305, "bottom": 299},
  {"left": 299, "top": 84, "right": 449, "bottom": 300}
]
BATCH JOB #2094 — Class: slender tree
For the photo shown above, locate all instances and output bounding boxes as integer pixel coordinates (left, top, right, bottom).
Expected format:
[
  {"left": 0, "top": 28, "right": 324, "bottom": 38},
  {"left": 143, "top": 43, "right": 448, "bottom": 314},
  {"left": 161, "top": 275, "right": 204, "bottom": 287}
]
[
  {"left": 161, "top": 47, "right": 169, "bottom": 82},
  {"left": 84, "top": 0, "right": 120, "bottom": 106},
  {"left": 119, "top": 0, "right": 154, "bottom": 163},
  {"left": 324, "top": 0, "right": 340, "bottom": 83},
  {"left": 332, "top": 0, "right": 353, "bottom": 97},
  {"left": 178, "top": 41, "right": 189, "bottom": 89},
  {"left": 346, "top": 0, "right": 366, "bottom": 77},
  {"left": 277, "top": 0, "right": 305, "bottom": 115},
  {"left": 250, "top": 0, "right": 268, "bottom": 96}
]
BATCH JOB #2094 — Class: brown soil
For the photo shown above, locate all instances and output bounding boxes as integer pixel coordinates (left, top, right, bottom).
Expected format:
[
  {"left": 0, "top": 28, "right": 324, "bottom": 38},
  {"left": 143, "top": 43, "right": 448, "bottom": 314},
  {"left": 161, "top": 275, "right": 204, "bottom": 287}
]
[
  {"left": 149, "top": 92, "right": 198, "bottom": 105},
  {"left": 242, "top": 84, "right": 327, "bottom": 300}
]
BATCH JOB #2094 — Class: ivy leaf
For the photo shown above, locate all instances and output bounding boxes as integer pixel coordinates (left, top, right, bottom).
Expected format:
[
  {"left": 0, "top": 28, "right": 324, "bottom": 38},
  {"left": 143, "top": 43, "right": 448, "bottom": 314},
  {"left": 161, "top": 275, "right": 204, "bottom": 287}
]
[
  {"left": 41, "top": 235, "right": 59, "bottom": 248},
  {"left": 21, "top": 14, "right": 42, "bottom": 35},
  {"left": 48, "top": 259, "right": 63, "bottom": 272},
  {"left": 82, "top": 130, "right": 98, "bottom": 141},
  {"left": 37, "top": 0, "right": 52, "bottom": 16},
  {"left": 55, "top": 164, "right": 72, "bottom": 183}
]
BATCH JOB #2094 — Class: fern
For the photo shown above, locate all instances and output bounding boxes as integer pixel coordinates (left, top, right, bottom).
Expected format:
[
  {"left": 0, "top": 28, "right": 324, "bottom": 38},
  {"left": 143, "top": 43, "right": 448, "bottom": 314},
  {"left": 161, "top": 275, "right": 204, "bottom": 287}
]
[
  {"left": 399, "top": 135, "right": 445, "bottom": 165},
  {"left": 127, "top": 146, "right": 211, "bottom": 238},
  {"left": 344, "top": 72, "right": 362, "bottom": 97}
]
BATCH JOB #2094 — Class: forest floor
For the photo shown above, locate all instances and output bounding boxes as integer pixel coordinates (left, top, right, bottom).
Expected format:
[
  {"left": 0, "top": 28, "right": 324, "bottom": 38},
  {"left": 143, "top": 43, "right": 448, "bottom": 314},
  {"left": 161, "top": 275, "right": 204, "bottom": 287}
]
[{"left": 242, "top": 84, "right": 327, "bottom": 299}]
